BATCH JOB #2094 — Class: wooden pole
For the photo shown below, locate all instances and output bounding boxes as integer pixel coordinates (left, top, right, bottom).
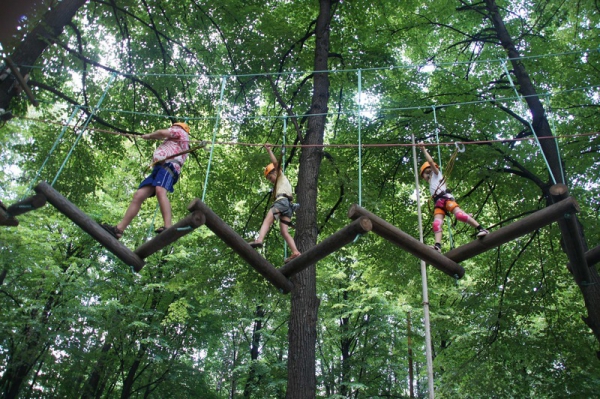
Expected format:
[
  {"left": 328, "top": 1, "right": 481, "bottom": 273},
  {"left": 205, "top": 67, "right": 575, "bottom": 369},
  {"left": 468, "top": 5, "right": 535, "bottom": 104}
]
[
  {"left": 5, "top": 57, "right": 39, "bottom": 107},
  {"left": 134, "top": 211, "right": 206, "bottom": 259},
  {"left": 6, "top": 194, "right": 47, "bottom": 217},
  {"left": 0, "top": 200, "right": 18, "bottom": 226},
  {"left": 188, "top": 199, "right": 294, "bottom": 294},
  {"left": 445, "top": 194, "right": 580, "bottom": 264},
  {"left": 348, "top": 204, "right": 465, "bottom": 278},
  {"left": 279, "top": 217, "right": 373, "bottom": 278},
  {"left": 549, "top": 184, "right": 590, "bottom": 283},
  {"left": 34, "top": 181, "right": 145, "bottom": 271}
]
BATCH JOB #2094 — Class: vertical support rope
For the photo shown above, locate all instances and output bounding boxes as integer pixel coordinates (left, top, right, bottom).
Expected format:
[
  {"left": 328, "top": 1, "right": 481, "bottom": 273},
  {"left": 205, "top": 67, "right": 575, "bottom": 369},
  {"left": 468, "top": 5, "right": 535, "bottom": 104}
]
[
  {"left": 432, "top": 106, "right": 443, "bottom": 171},
  {"left": 432, "top": 106, "right": 454, "bottom": 248},
  {"left": 500, "top": 59, "right": 557, "bottom": 185},
  {"left": 357, "top": 69, "right": 362, "bottom": 207},
  {"left": 282, "top": 116, "right": 288, "bottom": 259},
  {"left": 544, "top": 94, "right": 566, "bottom": 184},
  {"left": 353, "top": 70, "right": 363, "bottom": 244},
  {"left": 26, "top": 105, "right": 81, "bottom": 194},
  {"left": 201, "top": 75, "right": 227, "bottom": 202},
  {"left": 412, "top": 132, "right": 435, "bottom": 398},
  {"left": 51, "top": 73, "right": 117, "bottom": 186}
]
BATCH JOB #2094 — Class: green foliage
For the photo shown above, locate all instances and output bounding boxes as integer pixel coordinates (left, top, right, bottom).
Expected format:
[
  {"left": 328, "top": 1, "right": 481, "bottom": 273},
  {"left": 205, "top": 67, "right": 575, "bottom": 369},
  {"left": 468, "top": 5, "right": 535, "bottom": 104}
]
[{"left": 1, "top": 0, "right": 599, "bottom": 397}]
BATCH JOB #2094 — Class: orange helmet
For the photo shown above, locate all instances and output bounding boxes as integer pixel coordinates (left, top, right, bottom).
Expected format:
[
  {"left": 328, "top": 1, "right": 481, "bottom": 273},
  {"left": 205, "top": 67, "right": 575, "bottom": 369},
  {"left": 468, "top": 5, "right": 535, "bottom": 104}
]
[
  {"left": 172, "top": 122, "right": 190, "bottom": 133},
  {"left": 420, "top": 162, "right": 438, "bottom": 177},
  {"left": 264, "top": 163, "right": 276, "bottom": 177}
]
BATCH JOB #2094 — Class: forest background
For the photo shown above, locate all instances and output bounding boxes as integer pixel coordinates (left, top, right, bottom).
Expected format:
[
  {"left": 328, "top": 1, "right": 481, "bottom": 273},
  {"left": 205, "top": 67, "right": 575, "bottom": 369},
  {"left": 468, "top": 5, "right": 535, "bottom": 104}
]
[{"left": 0, "top": 0, "right": 599, "bottom": 398}]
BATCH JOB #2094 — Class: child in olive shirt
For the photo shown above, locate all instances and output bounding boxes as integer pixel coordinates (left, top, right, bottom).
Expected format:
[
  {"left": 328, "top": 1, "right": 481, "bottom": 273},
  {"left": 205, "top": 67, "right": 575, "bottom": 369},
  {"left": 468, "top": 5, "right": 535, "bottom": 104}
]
[{"left": 249, "top": 144, "right": 301, "bottom": 263}]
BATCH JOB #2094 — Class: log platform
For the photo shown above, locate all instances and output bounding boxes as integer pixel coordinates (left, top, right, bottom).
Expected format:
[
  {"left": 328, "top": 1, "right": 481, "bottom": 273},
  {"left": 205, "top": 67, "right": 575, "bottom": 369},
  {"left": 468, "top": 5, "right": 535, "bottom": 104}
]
[
  {"left": 6, "top": 194, "right": 47, "bottom": 217},
  {"left": 445, "top": 194, "right": 580, "bottom": 264},
  {"left": 348, "top": 204, "right": 465, "bottom": 278},
  {"left": 279, "top": 216, "right": 373, "bottom": 278},
  {"left": 188, "top": 199, "right": 294, "bottom": 293},
  {"left": 134, "top": 211, "right": 206, "bottom": 259},
  {"left": 0, "top": 200, "right": 18, "bottom": 226},
  {"left": 34, "top": 181, "right": 145, "bottom": 272}
]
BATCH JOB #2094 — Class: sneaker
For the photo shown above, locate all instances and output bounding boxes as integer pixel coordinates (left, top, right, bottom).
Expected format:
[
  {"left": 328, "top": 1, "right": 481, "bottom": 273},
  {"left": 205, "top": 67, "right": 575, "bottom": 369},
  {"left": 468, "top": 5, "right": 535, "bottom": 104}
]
[
  {"left": 476, "top": 229, "right": 489, "bottom": 238},
  {"left": 431, "top": 244, "right": 442, "bottom": 253},
  {"left": 249, "top": 241, "right": 263, "bottom": 248}
]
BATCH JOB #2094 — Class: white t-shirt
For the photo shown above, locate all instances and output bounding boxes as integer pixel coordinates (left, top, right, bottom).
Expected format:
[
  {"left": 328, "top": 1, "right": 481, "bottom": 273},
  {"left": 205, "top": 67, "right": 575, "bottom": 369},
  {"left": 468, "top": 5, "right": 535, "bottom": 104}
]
[
  {"left": 275, "top": 173, "right": 293, "bottom": 201},
  {"left": 428, "top": 171, "right": 447, "bottom": 197}
]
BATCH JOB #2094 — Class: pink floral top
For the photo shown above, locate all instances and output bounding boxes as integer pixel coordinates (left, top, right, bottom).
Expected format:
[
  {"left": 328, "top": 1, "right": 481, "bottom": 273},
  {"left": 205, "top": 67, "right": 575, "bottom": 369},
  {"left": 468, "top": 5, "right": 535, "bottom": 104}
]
[{"left": 152, "top": 125, "right": 190, "bottom": 173}]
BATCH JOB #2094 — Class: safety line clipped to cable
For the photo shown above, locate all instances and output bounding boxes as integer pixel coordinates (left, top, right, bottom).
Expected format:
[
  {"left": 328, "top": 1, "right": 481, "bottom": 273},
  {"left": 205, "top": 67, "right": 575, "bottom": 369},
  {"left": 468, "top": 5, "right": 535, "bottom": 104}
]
[
  {"left": 432, "top": 106, "right": 454, "bottom": 249},
  {"left": 201, "top": 75, "right": 227, "bottom": 202},
  {"left": 500, "top": 59, "right": 559, "bottom": 185}
]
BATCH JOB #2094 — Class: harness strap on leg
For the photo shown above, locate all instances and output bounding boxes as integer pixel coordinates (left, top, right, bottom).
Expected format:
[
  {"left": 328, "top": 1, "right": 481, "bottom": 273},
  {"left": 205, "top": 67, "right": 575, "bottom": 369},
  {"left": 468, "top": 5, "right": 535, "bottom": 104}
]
[{"left": 280, "top": 219, "right": 295, "bottom": 228}]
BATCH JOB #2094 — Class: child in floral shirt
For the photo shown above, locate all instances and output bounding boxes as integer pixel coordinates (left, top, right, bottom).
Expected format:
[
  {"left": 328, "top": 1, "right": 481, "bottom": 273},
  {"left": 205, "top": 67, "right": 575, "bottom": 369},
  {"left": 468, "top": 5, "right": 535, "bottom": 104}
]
[{"left": 102, "top": 122, "right": 190, "bottom": 239}]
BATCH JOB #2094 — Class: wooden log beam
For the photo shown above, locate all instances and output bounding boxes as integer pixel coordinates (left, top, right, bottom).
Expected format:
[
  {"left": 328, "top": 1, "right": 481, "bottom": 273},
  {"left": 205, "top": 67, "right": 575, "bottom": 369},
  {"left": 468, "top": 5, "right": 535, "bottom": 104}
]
[
  {"left": 188, "top": 199, "right": 294, "bottom": 294},
  {"left": 279, "top": 217, "right": 373, "bottom": 278},
  {"left": 568, "top": 245, "right": 600, "bottom": 273},
  {"left": 549, "top": 184, "right": 590, "bottom": 283},
  {"left": 34, "top": 181, "right": 145, "bottom": 271},
  {"left": 5, "top": 57, "right": 39, "bottom": 107},
  {"left": 0, "top": 200, "right": 18, "bottom": 226},
  {"left": 134, "top": 211, "right": 206, "bottom": 259},
  {"left": 585, "top": 245, "right": 600, "bottom": 268},
  {"left": 445, "top": 194, "right": 580, "bottom": 264},
  {"left": 348, "top": 205, "right": 465, "bottom": 278},
  {"left": 6, "top": 193, "right": 46, "bottom": 217}
]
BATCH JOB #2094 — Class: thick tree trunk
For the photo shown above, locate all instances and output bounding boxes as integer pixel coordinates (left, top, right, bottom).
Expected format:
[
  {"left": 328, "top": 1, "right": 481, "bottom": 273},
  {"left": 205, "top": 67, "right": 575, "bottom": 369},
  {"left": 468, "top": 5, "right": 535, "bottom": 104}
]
[
  {"left": 484, "top": 0, "right": 600, "bottom": 358},
  {"left": 483, "top": 0, "right": 563, "bottom": 185},
  {"left": 0, "top": 0, "right": 40, "bottom": 47},
  {"left": 0, "top": 0, "right": 88, "bottom": 110},
  {"left": 286, "top": 1, "right": 332, "bottom": 397}
]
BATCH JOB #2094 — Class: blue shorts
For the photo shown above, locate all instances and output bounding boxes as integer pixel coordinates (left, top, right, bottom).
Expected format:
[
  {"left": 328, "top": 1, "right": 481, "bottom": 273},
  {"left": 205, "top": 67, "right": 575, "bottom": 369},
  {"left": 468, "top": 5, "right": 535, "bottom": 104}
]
[{"left": 139, "top": 163, "right": 179, "bottom": 195}]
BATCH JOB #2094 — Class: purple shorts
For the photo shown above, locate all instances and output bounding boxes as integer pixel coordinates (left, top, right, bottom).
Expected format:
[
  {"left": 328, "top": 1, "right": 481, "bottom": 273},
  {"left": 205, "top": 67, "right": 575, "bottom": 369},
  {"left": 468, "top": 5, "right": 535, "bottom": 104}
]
[{"left": 139, "top": 163, "right": 179, "bottom": 194}]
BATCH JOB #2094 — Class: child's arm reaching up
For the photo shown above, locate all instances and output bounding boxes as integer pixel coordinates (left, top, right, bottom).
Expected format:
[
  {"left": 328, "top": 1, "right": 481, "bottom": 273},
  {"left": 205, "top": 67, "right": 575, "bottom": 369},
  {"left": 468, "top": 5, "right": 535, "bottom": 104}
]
[
  {"left": 419, "top": 143, "right": 440, "bottom": 175},
  {"left": 265, "top": 144, "right": 279, "bottom": 168}
]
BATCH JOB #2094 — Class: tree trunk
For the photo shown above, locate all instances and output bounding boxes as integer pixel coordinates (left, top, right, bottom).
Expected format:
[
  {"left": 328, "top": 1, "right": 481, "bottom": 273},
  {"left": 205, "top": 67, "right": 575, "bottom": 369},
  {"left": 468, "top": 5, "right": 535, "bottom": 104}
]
[
  {"left": 339, "top": 290, "right": 351, "bottom": 397},
  {"left": 0, "top": 294, "right": 56, "bottom": 399},
  {"left": 81, "top": 342, "right": 112, "bottom": 399},
  {"left": 0, "top": 268, "right": 6, "bottom": 285},
  {"left": 0, "top": 0, "right": 88, "bottom": 110},
  {"left": 286, "top": 0, "right": 331, "bottom": 397},
  {"left": 0, "top": 0, "right": 40, "bottom": 47},
  {"left": 120, "top": 344, "right": 147, "bottom": 399},
  {"left": 483, "top": 0, "right": 563, "bottom": 185},
  {"left": 407, "top": 312, "right": 415, "bottom": 398},
  {"left": 484, "top": 0, "right": 600, "bottom": 358},
  {"left": 243, "top": 306, "right": 264, "bottom": 397}
]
